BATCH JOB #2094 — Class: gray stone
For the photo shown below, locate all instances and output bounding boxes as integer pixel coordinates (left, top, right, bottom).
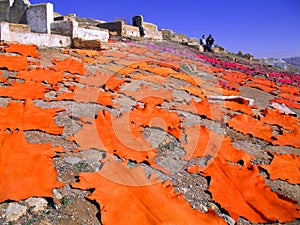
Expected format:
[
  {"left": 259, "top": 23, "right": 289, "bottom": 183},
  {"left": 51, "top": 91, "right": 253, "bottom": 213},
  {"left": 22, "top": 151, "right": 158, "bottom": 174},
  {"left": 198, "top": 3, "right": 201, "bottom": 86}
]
[
  {"left": 220, "top": 214, "right": 235, "bottom": 225},
  {"left": 51, "top": 20, "right": 74, "bottom": 37},
  {"left": 26, "top": 3, "right": 53, "bottom": 34},
  {"left": 5, "top": 202, "right": 27, "bottom": 222},
  {"left": 81, "top": 149, "right": 105, "bottom": 171},
  {"left": 72, "top": 37, "right": 106, "bottom": 50},
  {"left": 25, "top": 197, "right": 48, "bottom": 212},
  {"left": 65, "top": 156, "right": 81, "bottom": 165},
  {"left": 81, "top": 149, "right": 105, "bottom": 162},
  {"left": 97, "top": 21, "right": 124, "bottom": 36},
  {"left": 0, "top": 0, "right": 10, "bottom": 22},
  {"left": 10, "top": 0, "right": 30, "bottom": 23},
  {"left": 52, "top": 189, "right": 63, "bottom": 200}
]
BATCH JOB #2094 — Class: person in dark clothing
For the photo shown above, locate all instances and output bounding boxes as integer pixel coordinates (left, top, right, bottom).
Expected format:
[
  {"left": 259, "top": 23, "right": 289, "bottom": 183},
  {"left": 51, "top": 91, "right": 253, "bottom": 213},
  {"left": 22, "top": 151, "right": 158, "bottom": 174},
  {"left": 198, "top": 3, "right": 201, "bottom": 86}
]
[
  {"left": 206, "top": 34, "right": 215, "bottom": 52},
  {"left": 138, "top": 26, "right": 145, "bottom": 37},
  {"left": 132, "top": 15, "right": 145, "bottom": 37},
  {"left": 200, "top": 35, "right": 207, "bottom": 52}
]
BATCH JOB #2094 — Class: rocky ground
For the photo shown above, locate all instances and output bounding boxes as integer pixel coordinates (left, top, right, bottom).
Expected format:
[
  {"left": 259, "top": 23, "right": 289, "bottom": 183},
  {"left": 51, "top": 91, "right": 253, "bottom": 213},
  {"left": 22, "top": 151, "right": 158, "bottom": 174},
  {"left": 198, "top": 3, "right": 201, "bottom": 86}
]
[{"left": 0, "top": 38, "right": 299, "bottom": 225}]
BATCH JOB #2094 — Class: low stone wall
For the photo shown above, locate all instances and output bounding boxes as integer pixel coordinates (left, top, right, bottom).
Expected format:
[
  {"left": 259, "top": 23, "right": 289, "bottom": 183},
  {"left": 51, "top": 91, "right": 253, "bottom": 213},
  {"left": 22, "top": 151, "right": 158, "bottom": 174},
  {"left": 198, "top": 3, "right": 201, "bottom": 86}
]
[
  {"left": 51, "top": 20, "right": 74, "bottom": 37},
  {"left": 97, "top": 20, "right": 162, "bottom": 39},
  {"left": 76, "top": 27, "right": 108, "bottom": 42},
  {"left": 97, "top": 21, "right": 140, "bottom": 38},
  {"left": 143, "top": 22, "right": 157, "bottom": 31},
  {"left": 97, "top": 21, "right": 123, "bottom": 36},
  {"left": 51, "top": 20, "right": 109, "bottom": 42},
  {"left": 9, "top": 23, "right": 30, "bottom": 33},
  {"left": 26, "top": 3, "right": 53, "bottom": 34},
  {"left": 144, "top": 28, "right": 162, "bottom": 40},
  {"left": 0, "top": 21, "right": 71, "bottom": 47},
  {"left": 123, "top": 24, "right": 139, "bottom": 38}
]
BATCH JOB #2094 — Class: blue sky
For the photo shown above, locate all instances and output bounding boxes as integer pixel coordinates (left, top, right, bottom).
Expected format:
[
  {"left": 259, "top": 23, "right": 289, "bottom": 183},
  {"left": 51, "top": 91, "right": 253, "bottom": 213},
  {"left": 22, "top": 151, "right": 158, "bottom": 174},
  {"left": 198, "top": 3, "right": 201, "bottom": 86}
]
[{"left": 31, "top": 0, "right": 300, "bottom": 59}]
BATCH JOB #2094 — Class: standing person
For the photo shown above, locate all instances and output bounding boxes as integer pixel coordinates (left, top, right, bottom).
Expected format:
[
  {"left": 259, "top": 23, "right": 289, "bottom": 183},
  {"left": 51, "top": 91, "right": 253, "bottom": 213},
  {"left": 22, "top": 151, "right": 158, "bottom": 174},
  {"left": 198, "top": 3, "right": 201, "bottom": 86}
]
[
  {"left": 132, "top": 15, "right": 145, "bottom": 37},
  {"left": 200, "top": 35, "right": 207, "bottom": 52},
  {"left": 206, "top": 34, "right": 215, "bottom": 52}
]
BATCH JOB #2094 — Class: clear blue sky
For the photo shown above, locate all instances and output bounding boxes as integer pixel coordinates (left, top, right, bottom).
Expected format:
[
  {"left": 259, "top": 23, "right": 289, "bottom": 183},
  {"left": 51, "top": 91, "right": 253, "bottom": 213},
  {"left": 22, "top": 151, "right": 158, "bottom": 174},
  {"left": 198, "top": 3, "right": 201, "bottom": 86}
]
[{"left": 31, "top": 0, "right": 300, "bottom": 59}]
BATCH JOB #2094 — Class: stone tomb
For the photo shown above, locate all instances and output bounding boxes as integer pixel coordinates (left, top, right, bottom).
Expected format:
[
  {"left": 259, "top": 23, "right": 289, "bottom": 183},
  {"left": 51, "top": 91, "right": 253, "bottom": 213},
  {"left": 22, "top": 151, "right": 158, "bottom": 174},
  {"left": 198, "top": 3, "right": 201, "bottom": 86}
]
[
  {"left": 51, "top": 19, "right": 109, "bottom": 42},
  {"left": 0, "top": 21, "right": 71, "bottom": 47},
  {"left": 97, "top": 20, "right": 140, "bottom": 38},
  {"left": 0, "top": 0, "right": 30, "bottom": 23},
  {"left": 0, "top": 0, "right": 109, "bottom": 48},
  {"left": 26, "top": 3, "right": 53, "bottom": 34},
  {"left": 98, "top": 15, "right": 162, "bottom": 40},
  {"left": 132, "top": 15, "right": 162, "bottom": 40},
  {"left": 0, "top": 2, "right": 70, "bottom": 47}
]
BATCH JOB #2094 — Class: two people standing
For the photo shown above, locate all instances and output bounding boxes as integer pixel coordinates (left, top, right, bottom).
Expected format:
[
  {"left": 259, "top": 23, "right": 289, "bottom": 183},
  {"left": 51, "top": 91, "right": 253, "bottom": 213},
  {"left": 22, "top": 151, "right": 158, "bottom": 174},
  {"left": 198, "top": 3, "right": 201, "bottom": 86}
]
[{"left": 200, "top": 34, "right": 215, "bottom": 52}]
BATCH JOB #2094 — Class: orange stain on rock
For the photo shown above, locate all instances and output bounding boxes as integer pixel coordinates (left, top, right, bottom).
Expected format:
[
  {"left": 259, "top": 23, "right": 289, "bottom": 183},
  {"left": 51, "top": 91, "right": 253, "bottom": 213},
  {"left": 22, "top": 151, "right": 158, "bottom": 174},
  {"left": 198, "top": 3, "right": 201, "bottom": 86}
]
[
  {"left": 277, "top": 84, "right": 300, "bottom": 95},
  {"left": 220, "top": 71, "right": 248, "bottom": 84},
  {"left": 55, "top": 86, "right": 114, "bottom": 106},
  {"left": 130, "top": 102, "right": 182, "bottom": 140},
  {"left": 260, "top": 109, "right": 299, "bottom": 130},
  {"left": 0, "top": 131, "right": 65, "bottom": 202},
  {"left": 104, "top": 75, "right": 125, "bottom": 91},
  {"left": 0, "top": 55, "right": 28, "bottom": 71},
  {"left": 271, "top": 98, "right": 300, "bottom": 110},
  {"left": 180, "top": 86, "right": 206, "bottom": 99},
  {"left": 0, "top": 80, "right": 50, "bottom": 100},
  {"left": 171, "top": 72, "right": 200, "bottom": 86},
  {"left": 5, "top": 43, "right": 39, "bottom": 58},
  {"left": 261, "top": 153, "right": 300, "bottom": 185},
  {"left": 74, "top": 112, "right": 158, "bottom": 166},
  {"left": 122, "top": 84, "right": 173, "bottom": 103},
  {"left": 74, "top": 49, "right": 99, "bottom": 58},
  {"left": 143, "top": 65, "right": 177, "bottom": 77},
  {"left": 52, "top": 57, "right": 86, "bottom": 75},
  {"left": 224, "top": 101, "right": 255, "bottom": 116},
  {"left": 201, "top": 159, "right": 300, "bottom": 223},
  {"left": 228, "top": 114, "right": 274, "bottom": 142},
  {"left": 72, "top": 159, "right": 226, "bottom": 225},
  {"left": 244, "top": 82, "right": 276, "bottom": 93},
  {"left": 130, "top": 73, "right": 167, "bottom": 85},
  {"left": 272, "top": 126, "right": 300, "bottom": 148},
  {"left": 17, "top": 68, "right": 64, "bottom": 85},
  {"left": 0, "top": 100, "right": 64, "bottom": 134},
  {"left": 277, "top": 92, "right": 300, "bottom": 103},
  {"left": 96, "top": 110, "right": 157, "bottom": 164}
]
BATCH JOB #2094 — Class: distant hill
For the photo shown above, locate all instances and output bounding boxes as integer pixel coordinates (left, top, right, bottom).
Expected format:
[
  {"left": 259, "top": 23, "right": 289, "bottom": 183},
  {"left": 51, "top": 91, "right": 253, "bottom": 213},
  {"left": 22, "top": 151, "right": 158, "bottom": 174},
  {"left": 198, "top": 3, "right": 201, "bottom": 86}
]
[{"left": 283, "top": 56, "right": 300, "bottom": 72}]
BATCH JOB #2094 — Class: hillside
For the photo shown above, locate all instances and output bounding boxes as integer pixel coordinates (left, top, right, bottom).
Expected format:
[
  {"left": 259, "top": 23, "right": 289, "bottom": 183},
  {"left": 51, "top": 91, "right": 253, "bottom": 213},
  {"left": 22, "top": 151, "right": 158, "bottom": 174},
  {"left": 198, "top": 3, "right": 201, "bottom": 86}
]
[
  {"left": 283, "top": 57, "right": 300, "bottom": 72},
  {"left": 0, "top": 38, "right": 299, "bottom": 225}
]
